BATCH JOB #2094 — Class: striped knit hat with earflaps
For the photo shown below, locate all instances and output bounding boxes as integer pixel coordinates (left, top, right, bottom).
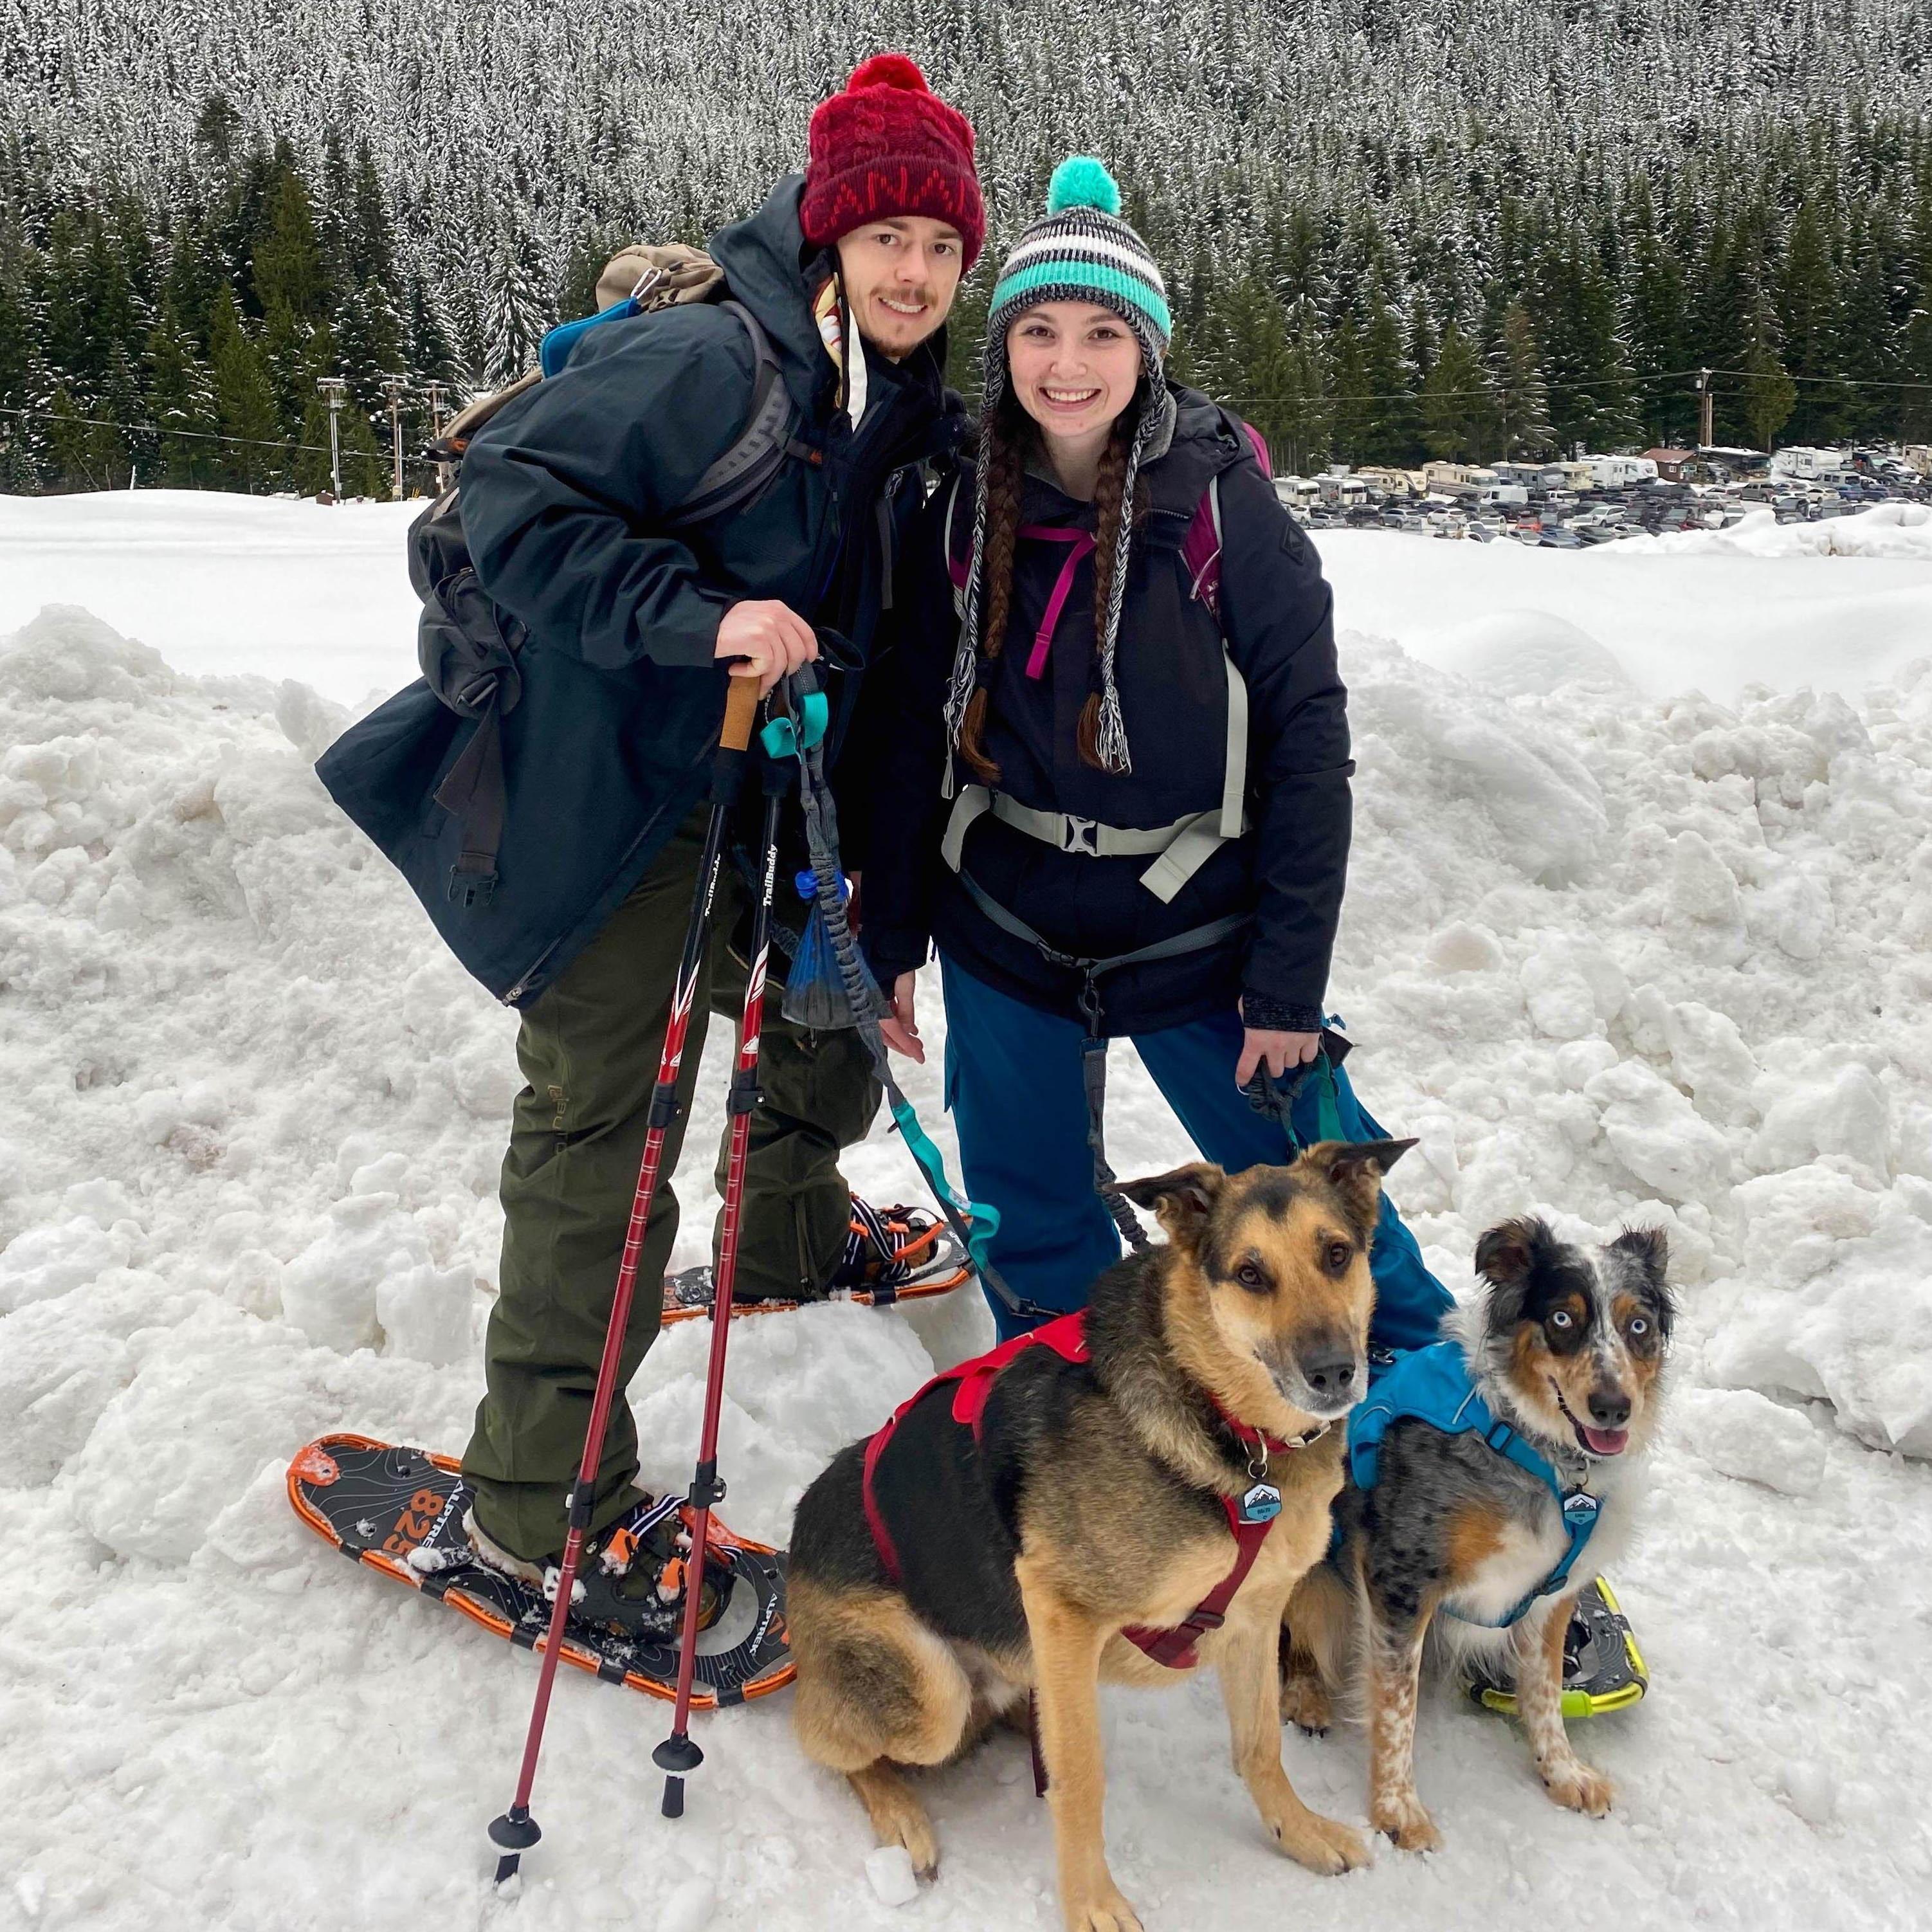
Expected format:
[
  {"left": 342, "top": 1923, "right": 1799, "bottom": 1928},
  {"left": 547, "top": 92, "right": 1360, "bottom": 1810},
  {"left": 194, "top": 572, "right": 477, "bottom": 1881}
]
[{"left": 946, "top": 156, "right": 1173, "bottom": 776}]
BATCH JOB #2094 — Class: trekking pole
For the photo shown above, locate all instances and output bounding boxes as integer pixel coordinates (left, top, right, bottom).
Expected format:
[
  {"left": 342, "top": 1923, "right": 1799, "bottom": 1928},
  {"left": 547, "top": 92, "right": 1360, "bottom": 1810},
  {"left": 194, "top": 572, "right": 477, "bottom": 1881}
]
[
  {"left": 653, "top": 725, "right": 791, "bottom": 1819},
  {"left": 488, "top": 673, "right": 761, "bottom": 1885}
]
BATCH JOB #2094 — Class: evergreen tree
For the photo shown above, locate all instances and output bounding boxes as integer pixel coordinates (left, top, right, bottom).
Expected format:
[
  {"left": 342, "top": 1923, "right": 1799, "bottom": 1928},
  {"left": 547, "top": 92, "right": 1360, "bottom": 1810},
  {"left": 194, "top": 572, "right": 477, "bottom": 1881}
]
[
  {"left": 1738, "top": 282, "right": 1798, "bottom": 451},
  {"left": 1421, "top": 320, "right": 1493, "bottom": 461},
  {"left": 1491, "top": 301, "right": 1553, "bottom": 456},
  {"left": 1273, "top": 296, "right": 1334, "bottom": 475},
  {"left": 145, "top": 297, "right": 222, "bottom": 488},
  {"left": 1358, "top": 268, "right": 1419, "bottom": 464},
  {"left": 206, "top": 282, "right": 282, "bottom": 491},
  {"left": 483, "top": 230, "right": 552, "bottom": 388}
]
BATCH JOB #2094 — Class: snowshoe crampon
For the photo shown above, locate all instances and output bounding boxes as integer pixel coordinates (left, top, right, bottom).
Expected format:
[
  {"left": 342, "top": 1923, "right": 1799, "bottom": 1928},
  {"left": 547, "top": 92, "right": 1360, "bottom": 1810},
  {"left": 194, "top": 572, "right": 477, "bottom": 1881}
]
[
  {"left": 662, "top": 1203, "right": 970, "bottom": 1324},
  {"left": 1466, "top": 1577, "right": 1648, "bottom": 1719},
  {"left": 286, "top": 1435, "right": 793, "bottom": 1706}
]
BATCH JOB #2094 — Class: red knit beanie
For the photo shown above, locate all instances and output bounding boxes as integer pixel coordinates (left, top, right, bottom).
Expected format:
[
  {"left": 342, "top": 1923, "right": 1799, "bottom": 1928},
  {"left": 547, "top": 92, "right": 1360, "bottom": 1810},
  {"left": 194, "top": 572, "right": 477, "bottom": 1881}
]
[{"left": 800, "top": 54, "right": 985, "bottom": 269}]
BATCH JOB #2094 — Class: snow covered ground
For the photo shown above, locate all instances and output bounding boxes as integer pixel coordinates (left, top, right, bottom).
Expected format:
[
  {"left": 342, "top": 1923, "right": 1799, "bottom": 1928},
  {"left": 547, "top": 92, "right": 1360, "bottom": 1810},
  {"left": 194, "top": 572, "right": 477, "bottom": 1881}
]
[{"left": 2, "top": 491, "right": 1930, "bottom": 1932}]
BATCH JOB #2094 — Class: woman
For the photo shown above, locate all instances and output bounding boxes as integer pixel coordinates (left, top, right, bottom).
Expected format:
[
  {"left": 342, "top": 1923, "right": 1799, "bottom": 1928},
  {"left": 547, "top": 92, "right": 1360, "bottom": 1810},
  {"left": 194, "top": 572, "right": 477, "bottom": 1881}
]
[{"left": 861, "top": 156, "right": 1450, "bottom": 1349}]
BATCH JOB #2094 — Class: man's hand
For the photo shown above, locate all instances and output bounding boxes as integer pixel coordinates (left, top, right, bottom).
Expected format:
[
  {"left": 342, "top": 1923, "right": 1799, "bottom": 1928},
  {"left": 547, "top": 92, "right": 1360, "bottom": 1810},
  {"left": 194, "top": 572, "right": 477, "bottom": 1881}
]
[
  {"left": 1235, "top": 998, "right": 1320, "bottom": 1088},
  {"left": 879, "top": 971, "right": 924, "bottom": 1062},
  {"left": 716, "top": 599, "right": 817, "bottom": 695}
]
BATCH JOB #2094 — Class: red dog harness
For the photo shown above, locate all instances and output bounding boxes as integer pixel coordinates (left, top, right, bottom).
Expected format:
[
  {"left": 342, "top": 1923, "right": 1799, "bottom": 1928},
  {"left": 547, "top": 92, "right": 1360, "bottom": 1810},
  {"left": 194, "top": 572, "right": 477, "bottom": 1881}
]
[{"left": 859, "top": 1311, "right": 1322, "bottom": 1671}]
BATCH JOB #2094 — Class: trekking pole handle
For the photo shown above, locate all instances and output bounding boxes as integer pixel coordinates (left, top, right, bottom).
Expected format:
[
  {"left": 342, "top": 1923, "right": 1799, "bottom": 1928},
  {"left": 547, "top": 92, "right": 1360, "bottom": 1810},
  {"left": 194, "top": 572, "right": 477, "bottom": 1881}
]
[{"left": 720, "top": 675, "right": 760, "bottom": 752}]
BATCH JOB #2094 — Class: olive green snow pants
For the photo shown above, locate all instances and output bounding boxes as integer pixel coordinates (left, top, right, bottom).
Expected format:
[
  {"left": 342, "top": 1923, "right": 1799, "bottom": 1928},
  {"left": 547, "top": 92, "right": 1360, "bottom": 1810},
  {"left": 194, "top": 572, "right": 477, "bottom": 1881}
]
[{"left": 460, "top": 805, "right": 880, "bottom": 1562}]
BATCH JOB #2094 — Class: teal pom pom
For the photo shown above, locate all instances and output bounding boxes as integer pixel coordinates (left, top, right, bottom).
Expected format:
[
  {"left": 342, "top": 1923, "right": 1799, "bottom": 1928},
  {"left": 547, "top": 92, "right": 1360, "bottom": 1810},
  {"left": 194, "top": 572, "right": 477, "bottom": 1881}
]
[{"left": 1046, "top": 156, "right": 1121, "bottom": 219}]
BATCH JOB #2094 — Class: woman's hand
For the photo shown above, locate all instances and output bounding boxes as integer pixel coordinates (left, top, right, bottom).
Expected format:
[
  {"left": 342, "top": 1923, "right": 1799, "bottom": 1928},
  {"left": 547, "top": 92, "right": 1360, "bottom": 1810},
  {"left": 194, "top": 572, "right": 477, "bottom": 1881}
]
[
  {"left": 879, "top": 971, "right": 924, "bottom": 1062},
  {"left": 1235, "top": 1001, "right": 1320, "bottom": 1087}
]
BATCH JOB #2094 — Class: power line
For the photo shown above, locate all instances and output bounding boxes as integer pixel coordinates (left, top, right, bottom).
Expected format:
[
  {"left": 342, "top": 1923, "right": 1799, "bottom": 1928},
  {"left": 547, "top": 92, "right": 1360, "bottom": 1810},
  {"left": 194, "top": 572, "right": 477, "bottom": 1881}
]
[
  {"left": 0, "top": 399, "right": 442, "bottom": 462},
  {"left": 1225, "top": 365, "right": 1932, "bottom": 406}
]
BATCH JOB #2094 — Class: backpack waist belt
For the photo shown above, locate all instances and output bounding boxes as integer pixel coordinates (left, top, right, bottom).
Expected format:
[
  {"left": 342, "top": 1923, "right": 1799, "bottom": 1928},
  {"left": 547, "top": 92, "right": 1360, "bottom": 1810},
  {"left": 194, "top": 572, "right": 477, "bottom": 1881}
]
[
  {"left": 860, "top": 1309, "right": 1318, "bottom": 1671},
  {"left": 1350, "top": 1340, "right": 1603, "bottom": 1628}
]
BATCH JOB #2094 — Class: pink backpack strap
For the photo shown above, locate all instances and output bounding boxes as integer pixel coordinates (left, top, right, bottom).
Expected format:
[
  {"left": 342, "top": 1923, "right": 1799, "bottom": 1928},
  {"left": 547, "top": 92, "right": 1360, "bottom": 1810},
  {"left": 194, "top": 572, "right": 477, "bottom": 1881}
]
[{"left": 1180, "top": 415, "right": 1270, "bottom": 623}]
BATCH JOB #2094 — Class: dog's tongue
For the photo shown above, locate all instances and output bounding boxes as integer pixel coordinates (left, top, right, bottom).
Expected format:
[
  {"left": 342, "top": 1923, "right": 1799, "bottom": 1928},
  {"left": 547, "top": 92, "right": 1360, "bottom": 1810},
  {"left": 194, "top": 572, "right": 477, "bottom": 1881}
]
[{"left": 1581, "top": 1425, "right": 1628, "bottom": 1456}]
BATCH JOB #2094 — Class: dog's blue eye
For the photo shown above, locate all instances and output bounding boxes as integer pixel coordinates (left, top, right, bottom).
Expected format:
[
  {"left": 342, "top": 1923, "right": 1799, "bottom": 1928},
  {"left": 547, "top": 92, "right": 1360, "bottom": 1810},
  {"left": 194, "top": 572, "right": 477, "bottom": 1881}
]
[
  {"left": 1629, "top": 1317, "right": 1648, "bottom": 1336},
  {"left": 1550, "top": 1311, "right": 1573, "bottom": 1329}
]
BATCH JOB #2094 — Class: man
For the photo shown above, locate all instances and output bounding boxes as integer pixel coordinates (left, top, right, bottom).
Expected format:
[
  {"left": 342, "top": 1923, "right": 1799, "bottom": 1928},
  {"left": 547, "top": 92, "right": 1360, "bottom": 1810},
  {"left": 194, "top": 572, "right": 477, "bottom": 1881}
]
[{"left": 324, "top": 55, "right": 980, "bottom": 1598}]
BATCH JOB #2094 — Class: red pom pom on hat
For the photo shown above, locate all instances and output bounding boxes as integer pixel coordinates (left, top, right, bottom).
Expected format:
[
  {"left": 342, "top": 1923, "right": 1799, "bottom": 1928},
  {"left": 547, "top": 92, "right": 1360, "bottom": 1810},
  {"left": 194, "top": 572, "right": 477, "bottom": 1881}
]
[
  {"left": 801, "top": 52, "right": 984, "bottom": 268},
  {"left": 845, "top": 52, "right": 929, "bottom": 92}
]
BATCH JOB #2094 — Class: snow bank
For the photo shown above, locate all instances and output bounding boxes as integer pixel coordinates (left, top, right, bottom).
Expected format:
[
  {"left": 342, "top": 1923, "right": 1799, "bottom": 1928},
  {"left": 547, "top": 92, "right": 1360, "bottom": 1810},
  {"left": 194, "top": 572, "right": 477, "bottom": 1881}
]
[
  {"left": 5, "top": 549, "right": 1932, "bottom": 1929},
  {"left": 1616, "top": 501, "right": 1932, "bottom": 560}
]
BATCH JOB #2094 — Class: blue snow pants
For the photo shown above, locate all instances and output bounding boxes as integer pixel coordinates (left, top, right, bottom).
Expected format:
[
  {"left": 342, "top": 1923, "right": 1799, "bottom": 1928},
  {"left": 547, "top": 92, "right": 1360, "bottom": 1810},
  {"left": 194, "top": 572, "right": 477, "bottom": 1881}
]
[{"left": 939, "top": 954, "right": 1454, "bottom": 1347}]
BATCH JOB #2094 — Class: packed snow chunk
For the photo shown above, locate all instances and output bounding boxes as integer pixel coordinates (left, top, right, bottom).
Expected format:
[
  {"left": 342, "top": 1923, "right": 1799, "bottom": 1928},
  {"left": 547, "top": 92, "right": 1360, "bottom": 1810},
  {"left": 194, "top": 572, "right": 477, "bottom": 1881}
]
[
  {"left": 0, "top": 1215, "right": 133, "bottom": 1313},
  {"left": 1665, "top": 1001, "right": 1760, "bottom": 1121},
  {"left": 1582, "top": 1060, "right": 1733, "bottom": 1202},
  {"left": 0, "top": 1291, "right": 136, "bottom": 1485},
  {"left": 864, "top": 1846, "right": 921, "bottom": 1908},
  {"left": 277, "top": 1193, "right": 436, "bottom": 1355},
  {"left": 1675, "top": 1388, "right": 1827, "bottom": 1497},
  {"left": 374, "top": 1259, "right": 478, "bottom": 1367},
  {"left": 1416, "top": 608, "right": 1634, "bottom": 698},
  {"left": 1777, "top": 1760, "right": 1841, "bottom": 1828},
  {"left": 1423, "top": 920, "right": 1504, "bottom": 974},
  {"left": 1520, "top": 934, "right": 1627, "bottom": 1041},
  {"left": 1752, "top": 1064, "right": 1892, "bottom": 1183},
  {"left": 654, "top": 1875, "right": 718, "bottom": 1932},
  {"left": 1666, "top": 830, "right": 1745, "bottom": 928},
  {"left": 67, "top": 1298, "right": 340, "bottom": 1562},
  {"left": 273, "top": 677, "right": 349, "bottom": 764},
  {"left": 0, "top": 603, "right": 170, "bottom": 704},
  {"left": 1708, "top": 1175, "right": 1932, "bottom": 1457}
]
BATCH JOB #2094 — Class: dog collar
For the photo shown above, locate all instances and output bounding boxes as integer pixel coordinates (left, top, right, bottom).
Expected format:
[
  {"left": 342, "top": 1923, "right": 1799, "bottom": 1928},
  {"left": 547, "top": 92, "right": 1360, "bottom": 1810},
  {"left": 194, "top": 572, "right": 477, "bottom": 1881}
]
[{"left": 1212, "top": 1401, "right": 1330, "bottom": 1478}]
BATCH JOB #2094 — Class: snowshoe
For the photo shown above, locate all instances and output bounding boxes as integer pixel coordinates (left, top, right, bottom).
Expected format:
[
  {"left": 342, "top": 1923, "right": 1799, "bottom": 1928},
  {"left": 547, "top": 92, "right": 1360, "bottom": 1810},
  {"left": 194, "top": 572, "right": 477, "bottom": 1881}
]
[
  {"left": 661, "top": 1198, "right": 970, "bottom": 1324},
  {"left": 1465, "top": 1577, "right": 1648, "bottom": 1719},
  {"left": 287, "top": 1435, "right": 792, "bottom": 1706}
]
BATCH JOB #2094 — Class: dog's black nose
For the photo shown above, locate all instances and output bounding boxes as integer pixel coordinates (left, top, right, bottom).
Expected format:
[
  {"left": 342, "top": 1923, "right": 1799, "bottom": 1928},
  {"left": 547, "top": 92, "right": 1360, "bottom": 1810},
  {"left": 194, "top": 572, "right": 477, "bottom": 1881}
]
[
  {"left": 1301, "top": 1353, "right": 1358, "bottom": 1401},
  {"left": 1589, "top": 1387, "right": 1632, "bottom": 1428}
]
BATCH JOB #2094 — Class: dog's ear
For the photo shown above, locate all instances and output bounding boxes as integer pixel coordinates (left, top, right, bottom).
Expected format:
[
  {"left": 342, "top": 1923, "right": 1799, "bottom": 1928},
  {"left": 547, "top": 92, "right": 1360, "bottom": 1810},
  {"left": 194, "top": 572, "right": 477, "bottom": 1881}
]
[
  {"left": 1608, "top": 1225, "right": 1668, "bottom": 1280},
  {"left": 1473, "top": 1216, "right": 1560, "bottom": 1324},
  {"left": 1117, "top": 1162, "right": 1225, "bottom": 1246},
  {"left": 1608, "top": 1226, "right": 1677, "bottom": 1331},
  {"left": 1474, "top": 1216, "right": 1555, "bottom": 1286},
  {"left": 1310, "top": 1138, "right": 1416, "bottom": 1234}
]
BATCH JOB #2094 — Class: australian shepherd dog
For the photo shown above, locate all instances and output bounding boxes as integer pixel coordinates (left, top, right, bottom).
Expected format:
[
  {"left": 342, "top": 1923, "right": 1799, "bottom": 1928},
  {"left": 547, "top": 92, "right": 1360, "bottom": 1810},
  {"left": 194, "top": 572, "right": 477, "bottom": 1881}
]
[{"left": 1285, "top": 1217, "right": 1674, "bottom": 1850}]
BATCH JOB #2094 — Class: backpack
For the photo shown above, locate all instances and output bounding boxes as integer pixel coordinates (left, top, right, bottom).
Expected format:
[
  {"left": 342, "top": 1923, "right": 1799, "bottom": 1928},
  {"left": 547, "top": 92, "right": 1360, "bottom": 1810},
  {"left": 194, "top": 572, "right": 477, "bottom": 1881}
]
[{"left": 416, "top": 244, "right": 805, "bottom": 907}]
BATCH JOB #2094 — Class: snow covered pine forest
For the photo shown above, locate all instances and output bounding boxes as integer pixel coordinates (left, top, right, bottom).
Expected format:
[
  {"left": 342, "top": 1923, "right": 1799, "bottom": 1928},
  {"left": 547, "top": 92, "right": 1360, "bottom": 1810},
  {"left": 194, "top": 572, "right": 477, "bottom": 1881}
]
[
  {"left": 3, "top": 0, "right": 1932, "bottom": 488},
  {"left": 4, "top": 6, "right": 1932, "bottom": 1932}
]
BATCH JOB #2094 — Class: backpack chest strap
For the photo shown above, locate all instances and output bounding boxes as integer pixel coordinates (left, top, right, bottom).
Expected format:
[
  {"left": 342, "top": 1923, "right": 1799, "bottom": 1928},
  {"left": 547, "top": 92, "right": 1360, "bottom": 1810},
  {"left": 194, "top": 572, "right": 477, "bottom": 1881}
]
[{"left": 941, "top": 783, "right": 1246, "bottom": 906}]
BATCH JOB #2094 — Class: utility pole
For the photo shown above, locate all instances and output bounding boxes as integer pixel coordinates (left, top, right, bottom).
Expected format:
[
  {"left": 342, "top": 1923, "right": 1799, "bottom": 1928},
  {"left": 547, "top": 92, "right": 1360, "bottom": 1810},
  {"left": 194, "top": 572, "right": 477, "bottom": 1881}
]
[
  {"left": 382, "top": 375, "right": 408, "bottom": 499},
  {"left": 1695, "top": 367, "right": 1714, "bottom": 450},
  {"left": 316, "top": 376, "right": 347, "bottom": 500},
  {"left": 425, "top": 381, "right": 447, "bottom": 444}
]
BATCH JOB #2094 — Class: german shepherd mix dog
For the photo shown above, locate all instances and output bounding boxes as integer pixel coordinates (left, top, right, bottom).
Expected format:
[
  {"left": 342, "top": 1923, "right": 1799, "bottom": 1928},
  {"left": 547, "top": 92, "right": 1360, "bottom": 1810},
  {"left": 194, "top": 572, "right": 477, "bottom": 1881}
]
[
  {"left": 789, "top": 1142, "right": 1416, "bottom": 1932},
  {"left": 1284, "top": 1217, "right": 1674, "bottom": 1853}
]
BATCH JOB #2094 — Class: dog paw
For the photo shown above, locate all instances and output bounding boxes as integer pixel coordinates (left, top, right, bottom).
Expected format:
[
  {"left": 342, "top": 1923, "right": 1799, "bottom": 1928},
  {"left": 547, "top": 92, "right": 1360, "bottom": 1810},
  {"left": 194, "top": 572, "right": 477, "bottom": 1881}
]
[
  {"left": 1066, "top": 1885, "right": 1144, "bottom": 1931},
  {"left": 1542, "top": 1757, "right": 1614, "bottom": 1818},
  {"left": 1270, "top": 1809, "right": 1371, "bottom": 1875},
  {"left": 1371, "top": 1793, "right": 1443, "bottom": 1854},
  {"left": 1280, "top": 1673, "right": 1332, "bottom": 1736}
]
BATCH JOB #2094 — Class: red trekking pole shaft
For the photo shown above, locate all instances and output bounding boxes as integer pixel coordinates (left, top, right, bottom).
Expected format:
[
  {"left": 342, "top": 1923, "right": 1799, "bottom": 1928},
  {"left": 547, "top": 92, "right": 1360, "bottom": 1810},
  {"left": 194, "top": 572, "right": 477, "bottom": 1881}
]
[
  {"left": 654, "top": 761, "right": 787, "bottom": 1818},
  {"left": 489, "top": 675, "right": 761, "bottom": 1884}
]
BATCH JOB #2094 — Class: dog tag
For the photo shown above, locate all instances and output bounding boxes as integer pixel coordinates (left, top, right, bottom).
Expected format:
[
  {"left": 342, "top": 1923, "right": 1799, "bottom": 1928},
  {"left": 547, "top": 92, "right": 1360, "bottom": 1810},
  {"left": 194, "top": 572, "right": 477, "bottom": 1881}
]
[
  {"left": 1562, "top": 1491, "right": 1599, "bottom": 1526},
  {"left": 1238, "top": 1482, "right": 1282, "bottom": 1524}
]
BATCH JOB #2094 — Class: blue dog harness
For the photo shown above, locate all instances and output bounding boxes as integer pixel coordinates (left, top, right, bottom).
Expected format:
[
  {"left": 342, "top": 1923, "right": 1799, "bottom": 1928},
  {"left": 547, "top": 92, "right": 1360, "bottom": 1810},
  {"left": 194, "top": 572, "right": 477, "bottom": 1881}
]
[{"left": 1349, "top": 1340, "right": 1602, "bottom": 1629}]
